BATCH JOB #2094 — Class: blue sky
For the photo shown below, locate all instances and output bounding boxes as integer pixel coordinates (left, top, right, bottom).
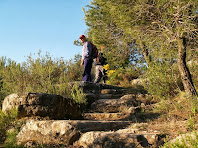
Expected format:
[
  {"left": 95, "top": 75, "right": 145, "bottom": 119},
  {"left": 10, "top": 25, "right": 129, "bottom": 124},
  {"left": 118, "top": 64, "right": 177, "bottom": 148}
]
[{"left": 0, "top": 0, "right": 89, "bottom": 63}]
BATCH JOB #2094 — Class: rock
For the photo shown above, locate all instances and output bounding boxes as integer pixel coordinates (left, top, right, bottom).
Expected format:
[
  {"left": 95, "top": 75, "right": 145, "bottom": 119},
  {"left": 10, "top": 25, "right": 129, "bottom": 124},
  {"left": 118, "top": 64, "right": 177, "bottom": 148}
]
[
  {"left": 69, "top": 81, "right": 128, "bottom": 106},
  {"left": 16, "top": 120, "right": 132, "bottom": 146},
  {"left": 2, "top": 93, "right": 81, "bottom": 119},
  {"left": 74, "top": 131, "right": 161, "bottom": 148},
  {"left": 90, "top": 96, "right": 141, "bottom": 113},
  {"left": 99, "top": 94, "right": 124, "bottom": 99},
  {"left": 85, "top": 93, "right": 99, "bottom": 105},
  {"left": 131, "top": 78, "right": 143, "bottom": 86},
  {"left": 120, "top": 94, "right": 153, "bottom": 105},
  {"left": 83, "top": 113, "right": 134, "bottom": 121},
  {"left": 69, "top": 81, "right": 124, "bottom": 94},
  {"left": 101, "top": 89, "right": 128, "bottom": 95},
  {"left": 85, "top": 93, "right": 124, "bottom": 105}
]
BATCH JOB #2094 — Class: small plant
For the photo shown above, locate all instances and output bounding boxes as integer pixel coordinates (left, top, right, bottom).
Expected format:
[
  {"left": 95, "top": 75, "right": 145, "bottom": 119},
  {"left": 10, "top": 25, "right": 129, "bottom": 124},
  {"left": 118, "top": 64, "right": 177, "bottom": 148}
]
[
  {"left": 71, "top": 82, "right": 87, "bottom": 105},
  {"left": 0, "top": 108, "right": 19, "bottom": 147},
  {"left": 3, "top": 128, "right": 23, "bottom": 148},
  {"left": 161, "top": 132, "right": 198, "bottom": 148},
  {"left": 187, "top": 99, "right": 198, "bottom": 131}
]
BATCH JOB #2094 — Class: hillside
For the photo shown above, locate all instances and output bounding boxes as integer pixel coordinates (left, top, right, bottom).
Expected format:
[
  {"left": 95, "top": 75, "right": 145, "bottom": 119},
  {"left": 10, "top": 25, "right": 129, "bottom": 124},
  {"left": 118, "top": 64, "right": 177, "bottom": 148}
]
[{"left": 1, "top": 81, "right": 198, "bottom": 147}]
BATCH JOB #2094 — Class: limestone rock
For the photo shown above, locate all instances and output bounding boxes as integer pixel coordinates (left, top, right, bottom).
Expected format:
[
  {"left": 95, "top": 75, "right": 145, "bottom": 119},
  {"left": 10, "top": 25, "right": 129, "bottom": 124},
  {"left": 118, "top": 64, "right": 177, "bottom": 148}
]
[
  {"left": 83, "top": 113, "right": 134, "bottom": 121},
  {"left": 100, "top": 89, "right": 128, "bottom": 95},
  {"left": 74, "top": 131, "right": 161, "bottom": 148},
  {"left": 131, "top": 78, "right": 143, "bottom": 86},
  {"left": 120, "top": 94, "right": 152, "bottom": 105},
  {"left": 16, "top": 120, "right": 132, "bottom": 146},
  {"left": 2, "top": 93, "right": 81, "bottom": 119},
  {"left": 90, "top": 96, "right": 140, "bottom": 113}
]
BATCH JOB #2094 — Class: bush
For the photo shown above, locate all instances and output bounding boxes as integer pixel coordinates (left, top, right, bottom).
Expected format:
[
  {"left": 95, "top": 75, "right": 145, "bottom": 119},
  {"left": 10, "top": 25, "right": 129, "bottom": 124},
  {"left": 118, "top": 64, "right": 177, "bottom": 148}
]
[
  {"left": 162, "top": 132, "right": 198, "bottom": 148},
  {"left": 71, "top": 82, "right": 87, "bottom": 105},
  {"left": 0, "top": 108, "right": 18, "bottom": 147},
  {"left": 106, "top": 67, "right": 142, "bottom": 87},
  {"left": 142, "top": 62, "right": 183, "bottom": 99},
  {"left": 0, "top": 52, "right": 84, "bottom": 105},
  {"left": 188, "top": 60, "right": 198, "bottom": 91},
  {"left": 153, "top": 92, "right": 198, "bottom": 122}
]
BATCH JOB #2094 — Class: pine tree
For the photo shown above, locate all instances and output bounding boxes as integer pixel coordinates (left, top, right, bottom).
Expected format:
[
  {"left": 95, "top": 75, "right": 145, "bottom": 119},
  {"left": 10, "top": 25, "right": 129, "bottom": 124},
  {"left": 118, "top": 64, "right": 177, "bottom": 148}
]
[
  {"left": 95, "top": 0, "right": 198, "bottom": 96},
  {"left": 83, "top": 0, "right": 138, "bottom": 68}
]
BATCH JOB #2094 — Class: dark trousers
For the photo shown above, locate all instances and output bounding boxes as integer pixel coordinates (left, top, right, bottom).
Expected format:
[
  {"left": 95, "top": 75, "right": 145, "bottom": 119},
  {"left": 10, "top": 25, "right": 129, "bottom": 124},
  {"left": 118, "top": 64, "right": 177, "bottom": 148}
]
[{"left": 82, "top": 58, "right": 93, "bottom": 82}]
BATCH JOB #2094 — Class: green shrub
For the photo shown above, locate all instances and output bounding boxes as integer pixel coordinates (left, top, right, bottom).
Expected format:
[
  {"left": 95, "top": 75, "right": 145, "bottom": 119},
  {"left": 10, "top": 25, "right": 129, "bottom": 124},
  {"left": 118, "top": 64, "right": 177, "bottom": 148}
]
[
  {"left": 0, "top": 52, "right": 84, "bottom": 105},
  {"left": 153, "top": 93, "right": 198, "bottom": 121},
  {"left": 3, "top": 128, "right": 23, "bottom": 148},
  {"left": 142, "top": 62, "right": 183, "bottom": 99},
  {"left": 162, "top": 132, "right": 198, "bottom": 148},
  {"left": 71, "top": 82, "right": 87, "bottom": 106},
  {"left": 0, "top": 108, "right": 18, "bottom": 147},
  {"left": 187, "top": 98, "right": 198, "bottom": 131},
  {"left": 107, "top": 67, "right": 142, "bottom": 87},
  {"left": 188, "top": 61, "right": 198, "bottom": 91}
]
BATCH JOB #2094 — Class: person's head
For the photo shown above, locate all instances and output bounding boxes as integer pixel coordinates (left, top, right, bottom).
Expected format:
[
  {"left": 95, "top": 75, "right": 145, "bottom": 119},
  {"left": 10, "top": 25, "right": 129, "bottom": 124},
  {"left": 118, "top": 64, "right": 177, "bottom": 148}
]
[{"left": 79, "top": 35, "right": 86, "bottom": 43}]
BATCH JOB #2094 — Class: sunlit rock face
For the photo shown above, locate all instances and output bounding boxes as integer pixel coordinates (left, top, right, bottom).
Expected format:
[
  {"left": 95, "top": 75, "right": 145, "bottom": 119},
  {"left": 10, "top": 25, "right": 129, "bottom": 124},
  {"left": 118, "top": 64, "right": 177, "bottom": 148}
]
[{"left": 2, "top": 93, "right": 81, "bottom": 119}]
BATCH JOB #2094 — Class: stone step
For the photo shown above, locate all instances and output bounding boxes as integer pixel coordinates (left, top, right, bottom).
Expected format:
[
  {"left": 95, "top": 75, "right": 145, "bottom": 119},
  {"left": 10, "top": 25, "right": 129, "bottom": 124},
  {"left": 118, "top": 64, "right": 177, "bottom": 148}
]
[
  {"left": 98, "top": 93, "right": 125, "bottom": 99},
  {"left": 88, "top": 97, "right": 141, "bottom": 113},
  {"left": 74, "top": 130, "right": 162, "bottom": 148},
  {"left": 100, "top": 88, "right": 129, "bottom": 95},
  {"left": 83, "top": 113, "right": 134, "bottom": 121},
  {"left": 86, "top": 93, "right": 125, "bottom": 101},
  {"left": 70, "top": 81, "right": 126, "bottom": 94},
  {"left": 17, "top": 120, "right": 132, "bottom": 146},
  {"left": 85, "top": 94, "right": 127, "bottom": 106}
]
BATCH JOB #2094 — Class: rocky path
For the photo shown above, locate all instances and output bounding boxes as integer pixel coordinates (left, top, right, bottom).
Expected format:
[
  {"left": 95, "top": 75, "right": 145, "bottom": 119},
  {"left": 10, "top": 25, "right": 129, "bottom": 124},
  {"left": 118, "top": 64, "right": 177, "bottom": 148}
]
[
  {"left": 74, "top": 82, "right": 163, "bottom": 147},
  {"left": 2, "top": 81, "right": 165, "bottom": 147}
]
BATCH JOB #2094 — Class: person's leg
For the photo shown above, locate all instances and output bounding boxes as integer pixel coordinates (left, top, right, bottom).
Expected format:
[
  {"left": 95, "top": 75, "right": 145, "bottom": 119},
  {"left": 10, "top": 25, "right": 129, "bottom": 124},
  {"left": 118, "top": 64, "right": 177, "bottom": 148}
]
[
  {"left": 94, "top": 65, "right": 103, "bottom": 83},
  {"left": 99, "top": 66, "right": 105, "bottom": 83},
  {"left": 103, "top": 69, "right": 107, "bottom": 83},
  {"left": 94, "top": 65, "right": 102, "bottom": 83},
  {"left": 82, "top": 58, "right": 93, "bottom": 82}
]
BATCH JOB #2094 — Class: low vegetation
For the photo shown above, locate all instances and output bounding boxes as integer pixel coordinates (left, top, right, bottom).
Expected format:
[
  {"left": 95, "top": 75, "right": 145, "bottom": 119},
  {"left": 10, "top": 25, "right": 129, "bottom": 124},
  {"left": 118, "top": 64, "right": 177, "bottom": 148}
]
[
  {"left": 71, "top": 82, "right": 87, "bottom": 109},
  {"left": 0, "top": 108, "right": 20, "bottom": 147},
  {"left": 0, "top": 0, "right": 198, "bottom": 146}
]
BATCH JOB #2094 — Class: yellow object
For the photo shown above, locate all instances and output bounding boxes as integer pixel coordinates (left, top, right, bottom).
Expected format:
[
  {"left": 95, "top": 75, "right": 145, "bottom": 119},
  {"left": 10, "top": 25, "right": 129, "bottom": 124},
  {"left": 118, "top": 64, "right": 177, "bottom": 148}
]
[
  {"left": 107, "top": 70, "right": 116, "bottom": 77},
  {"left": 103, "top": 64, "right": 109, "bottom": 70}
]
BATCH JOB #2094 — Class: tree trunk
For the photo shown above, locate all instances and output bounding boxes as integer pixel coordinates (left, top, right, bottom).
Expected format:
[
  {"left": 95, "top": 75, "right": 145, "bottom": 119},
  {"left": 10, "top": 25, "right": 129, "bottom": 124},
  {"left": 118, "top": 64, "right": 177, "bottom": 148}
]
[
  {"left": 139, "top": 41, "right": 151, "bottom": 67},
  {"left": 177, "top": 38, "right": 197, "bottom": 96}
]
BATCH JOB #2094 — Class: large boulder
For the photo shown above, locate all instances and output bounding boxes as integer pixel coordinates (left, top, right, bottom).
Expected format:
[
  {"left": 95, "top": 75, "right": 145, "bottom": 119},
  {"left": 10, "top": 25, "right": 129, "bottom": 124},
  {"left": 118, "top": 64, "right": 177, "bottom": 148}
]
[{"left": 2, "top": 93, "right": 81, "bottom": 119}]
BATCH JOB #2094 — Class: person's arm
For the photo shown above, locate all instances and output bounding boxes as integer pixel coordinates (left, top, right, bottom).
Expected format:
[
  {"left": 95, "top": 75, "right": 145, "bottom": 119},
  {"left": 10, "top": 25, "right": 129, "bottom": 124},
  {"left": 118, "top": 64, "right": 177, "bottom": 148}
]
[
  {"left": 82, "top": 42, "right": 90, "bottom": 58},
  {"left": 81, "top": 58, "right": 84, "bottom": 66},
  {"left": 81, "top": 42, "right": 88, "bottom": 66}
]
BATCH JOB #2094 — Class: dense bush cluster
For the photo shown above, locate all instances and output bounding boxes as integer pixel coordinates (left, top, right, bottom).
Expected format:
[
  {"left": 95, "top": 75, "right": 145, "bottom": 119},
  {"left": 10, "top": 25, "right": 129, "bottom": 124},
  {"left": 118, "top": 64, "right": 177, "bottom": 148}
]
[{"left": 0, "top": 52, "right": 84, "bottom": 106}]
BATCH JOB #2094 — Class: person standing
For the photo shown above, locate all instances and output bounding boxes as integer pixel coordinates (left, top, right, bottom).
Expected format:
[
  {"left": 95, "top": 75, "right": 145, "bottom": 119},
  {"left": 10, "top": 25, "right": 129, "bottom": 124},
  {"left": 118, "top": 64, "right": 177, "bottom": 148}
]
[
  {"left": 79, "top": 35, "right": 93, "bottom": 82},
  {"left": 94, "top": 46, "right": 107, "bottom": 83}
]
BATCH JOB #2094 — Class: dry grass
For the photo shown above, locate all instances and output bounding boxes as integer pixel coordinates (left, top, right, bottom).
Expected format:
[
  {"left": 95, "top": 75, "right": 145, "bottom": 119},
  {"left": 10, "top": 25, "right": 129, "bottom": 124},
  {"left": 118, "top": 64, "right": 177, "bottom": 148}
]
[{"left": 133, "top": 93, "right": 198, "bottom": 141}]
